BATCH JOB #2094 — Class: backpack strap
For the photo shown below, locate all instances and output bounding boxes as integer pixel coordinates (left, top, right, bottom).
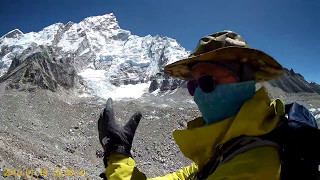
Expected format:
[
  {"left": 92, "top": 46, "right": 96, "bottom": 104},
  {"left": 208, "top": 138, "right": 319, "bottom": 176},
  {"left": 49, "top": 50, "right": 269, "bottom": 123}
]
[
  {"left": 221, "top": 137, "right": 279, "bottom": 164},
  {"left": 197, "top": 136, "right": 279, "bottom": 180}
]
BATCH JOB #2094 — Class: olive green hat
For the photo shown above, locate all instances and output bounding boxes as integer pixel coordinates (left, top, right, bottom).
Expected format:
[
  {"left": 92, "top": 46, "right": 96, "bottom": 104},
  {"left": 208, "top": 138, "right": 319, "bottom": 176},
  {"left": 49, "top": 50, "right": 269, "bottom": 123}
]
[{"left": 164, "top": 31, "right": 284, "bottom": 82}]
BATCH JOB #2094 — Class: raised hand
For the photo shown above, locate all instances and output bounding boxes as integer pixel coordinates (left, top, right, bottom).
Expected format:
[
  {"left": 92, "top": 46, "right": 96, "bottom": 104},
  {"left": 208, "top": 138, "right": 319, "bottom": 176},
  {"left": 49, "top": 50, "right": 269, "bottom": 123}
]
[{"left": 98, "top": 98, "right": 142, "bottom": 159}]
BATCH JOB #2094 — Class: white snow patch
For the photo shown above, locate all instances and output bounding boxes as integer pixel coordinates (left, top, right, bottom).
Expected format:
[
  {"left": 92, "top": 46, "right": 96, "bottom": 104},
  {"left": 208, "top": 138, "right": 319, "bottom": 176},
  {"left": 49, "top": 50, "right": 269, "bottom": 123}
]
[
  {"left": 151, "top": 89, "right": 160, "bottom": 95},
  {"left": 79, "top": 48, "right": 90, "bottom": 56},
  {"left": 309, "top": 108, "right": 317, "bottom": 112},
  {"left": 146, "top": 115, "right": 160, "bottom": 120},
  {"left": 315, "top": 114, "right": 320, "bottom": 120},
  {"left": 112, "top": 83, "right": 150, "bottom": 100},
  {"left": 160, "top": 104, "right": 169, "bottom": 108},
  {"left": 184, "top": 99, "right": 196, "bottom": 104},
  {"left": 57, "top": 32, "right": 84, "bottom": 52},
  {"left": 78, "top": 68, "right": 150, "bottom": 100},
  {"left": 79, "top": 93, "right": 90, "bottom": 98},
  {"left": 169, "top": 88, "right": 178, "bottom": 94},
  {"left": 78, "top": 69, "right": 107, "bottom": 81}
]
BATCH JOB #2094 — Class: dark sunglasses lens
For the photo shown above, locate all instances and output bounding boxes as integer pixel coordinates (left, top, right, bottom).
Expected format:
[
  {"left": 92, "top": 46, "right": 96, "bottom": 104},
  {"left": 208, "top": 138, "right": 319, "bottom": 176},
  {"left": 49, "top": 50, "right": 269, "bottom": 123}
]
[
  {"left": 198, "top": 75, "right": 215, "bottom": 93},
  {"left": 187, "top": 81, "right": 196, "bottom": 96}
]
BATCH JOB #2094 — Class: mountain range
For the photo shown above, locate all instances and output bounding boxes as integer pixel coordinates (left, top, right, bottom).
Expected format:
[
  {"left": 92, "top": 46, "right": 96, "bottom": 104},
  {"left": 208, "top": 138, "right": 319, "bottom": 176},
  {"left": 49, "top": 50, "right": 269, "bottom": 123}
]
[{"left": 1, "top": 13, "right": 320, "bottom": 100}]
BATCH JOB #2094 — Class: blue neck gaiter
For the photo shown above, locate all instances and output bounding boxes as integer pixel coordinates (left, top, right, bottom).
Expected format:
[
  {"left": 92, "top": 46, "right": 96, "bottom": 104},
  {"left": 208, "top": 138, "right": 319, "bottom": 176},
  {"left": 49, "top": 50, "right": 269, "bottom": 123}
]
[{"left": 194, "top": 81, "right": 256, "bottom": 125}]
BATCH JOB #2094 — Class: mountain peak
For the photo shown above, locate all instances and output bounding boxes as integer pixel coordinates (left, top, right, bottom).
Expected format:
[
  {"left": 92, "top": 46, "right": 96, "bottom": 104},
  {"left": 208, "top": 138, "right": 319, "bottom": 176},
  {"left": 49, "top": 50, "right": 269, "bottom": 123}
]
[
  {"left": 0, "top": 29, "right": 23, "bottom": 39},
  {"left": 269, "top": 67, "right": 320, "bottom": 94},
  {"left": 80, "top": 13, "right": 120, "bottom": 31}
]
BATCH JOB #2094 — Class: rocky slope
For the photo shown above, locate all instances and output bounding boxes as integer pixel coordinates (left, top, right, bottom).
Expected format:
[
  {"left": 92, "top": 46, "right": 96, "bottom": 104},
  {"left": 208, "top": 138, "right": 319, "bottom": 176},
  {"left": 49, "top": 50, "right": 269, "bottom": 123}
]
[
  {"left": 268, "top": 68, "right": 320, "bottom": 94},
  {"left": 0, "top": 45, "right": 76, "bottom": 92},
  {"left": 0, "top": 85, "right": 199, "bottom": 179},
  {"left": 0, "top": 13, "right": 320, "bottom": 179}
]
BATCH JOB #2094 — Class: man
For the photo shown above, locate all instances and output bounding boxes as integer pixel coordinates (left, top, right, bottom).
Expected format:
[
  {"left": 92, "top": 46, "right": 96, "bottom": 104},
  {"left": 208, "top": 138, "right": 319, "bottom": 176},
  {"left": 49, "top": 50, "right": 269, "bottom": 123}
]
[{"left": 98, "top": 31, "right": 285, "bottom": 179}]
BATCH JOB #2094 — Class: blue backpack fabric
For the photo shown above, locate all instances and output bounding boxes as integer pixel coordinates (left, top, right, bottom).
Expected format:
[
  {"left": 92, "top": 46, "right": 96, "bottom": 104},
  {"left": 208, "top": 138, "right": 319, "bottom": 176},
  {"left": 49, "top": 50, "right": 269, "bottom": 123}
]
[{"left": 265, "top": 102, "right": 320, "bottom": 180}]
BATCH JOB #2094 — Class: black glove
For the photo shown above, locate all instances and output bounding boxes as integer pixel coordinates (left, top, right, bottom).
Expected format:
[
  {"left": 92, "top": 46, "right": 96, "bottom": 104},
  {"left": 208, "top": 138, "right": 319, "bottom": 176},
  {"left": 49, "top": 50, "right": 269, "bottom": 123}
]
[{"left": 98, "top": 98, "right": 142, "bottom": 162}]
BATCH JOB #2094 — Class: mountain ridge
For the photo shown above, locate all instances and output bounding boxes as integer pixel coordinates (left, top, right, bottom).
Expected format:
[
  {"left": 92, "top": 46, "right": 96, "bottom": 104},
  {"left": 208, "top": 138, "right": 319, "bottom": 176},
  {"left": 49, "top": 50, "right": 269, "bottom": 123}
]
[
  {"left": 269, "top": 68, "right": 320, "bottom": 95},
  {"left": 0, "top": 13, "right": 319, "bottom": 98}
]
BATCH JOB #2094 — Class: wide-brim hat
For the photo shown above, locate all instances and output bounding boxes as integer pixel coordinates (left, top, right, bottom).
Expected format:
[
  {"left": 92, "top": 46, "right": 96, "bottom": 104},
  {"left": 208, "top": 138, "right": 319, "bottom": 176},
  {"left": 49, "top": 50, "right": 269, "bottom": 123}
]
[{"left": 164, "top": 31, "right": 284, "bottom": 82}]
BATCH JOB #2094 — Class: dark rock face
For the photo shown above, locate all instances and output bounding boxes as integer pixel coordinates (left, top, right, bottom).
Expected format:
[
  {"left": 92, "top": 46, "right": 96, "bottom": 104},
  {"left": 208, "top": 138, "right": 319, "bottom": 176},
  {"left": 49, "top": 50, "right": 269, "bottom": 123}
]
[
  {"left": 148, "top": 72, "right": 185, "bottom": 93},
  {"left": 0, "top": 46, "right": 77, "bottom": 91},
  {"left": 149, "top": 80, "right": 159, "bottom": 93},
  {"left": 269, "top": 68, "right": 319, "bottom": 95},
  {"left": 160, "top": 79, "right": 170, "bottom": 91},
  {"left": 310, "top": 82, "right": 320, "bottom": 95},
  {"left": 170, "top": 79, "right": 179, "bottom": 90}
]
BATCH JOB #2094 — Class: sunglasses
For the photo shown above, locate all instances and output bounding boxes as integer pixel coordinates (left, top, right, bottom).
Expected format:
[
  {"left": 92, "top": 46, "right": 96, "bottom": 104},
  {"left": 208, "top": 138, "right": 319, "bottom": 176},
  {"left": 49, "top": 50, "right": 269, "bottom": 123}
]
[{"left": 187, "top": 75, "right": 216, "bottom": 96}]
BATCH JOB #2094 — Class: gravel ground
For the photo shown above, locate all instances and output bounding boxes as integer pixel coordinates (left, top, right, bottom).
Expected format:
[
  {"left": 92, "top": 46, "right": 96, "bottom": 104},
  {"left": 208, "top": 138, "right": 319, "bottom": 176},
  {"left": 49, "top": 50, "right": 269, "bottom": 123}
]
[
  {"left": 0, "top": 84, "right": 319, "bottom": 179},
  {"left": 0, "top": 85, "right": 199, "bottom": 179}
]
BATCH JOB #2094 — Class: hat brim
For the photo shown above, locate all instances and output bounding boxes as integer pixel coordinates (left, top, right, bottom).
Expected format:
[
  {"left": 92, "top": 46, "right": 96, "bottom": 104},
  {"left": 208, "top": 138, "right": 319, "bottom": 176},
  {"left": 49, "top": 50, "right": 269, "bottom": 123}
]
[{"left": 164, "top": 46, "right": 284, "bottom": 82}]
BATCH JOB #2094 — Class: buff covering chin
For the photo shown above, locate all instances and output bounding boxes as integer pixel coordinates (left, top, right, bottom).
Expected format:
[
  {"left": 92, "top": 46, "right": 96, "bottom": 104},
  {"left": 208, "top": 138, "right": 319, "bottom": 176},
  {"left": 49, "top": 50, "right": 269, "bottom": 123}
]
[{"left": 194, "top": 81, "right": 256, "bottom": 125}]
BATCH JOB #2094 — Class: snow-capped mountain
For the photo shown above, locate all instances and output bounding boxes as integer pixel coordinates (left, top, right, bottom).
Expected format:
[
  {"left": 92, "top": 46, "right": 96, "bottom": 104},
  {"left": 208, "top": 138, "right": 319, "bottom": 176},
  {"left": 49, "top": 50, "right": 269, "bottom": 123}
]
[
  {"left": 1, "top": 13, "right": 320, "bottom": 103},
  {"left": 0, "top": 13, "right": 189, "bottom": 99}
]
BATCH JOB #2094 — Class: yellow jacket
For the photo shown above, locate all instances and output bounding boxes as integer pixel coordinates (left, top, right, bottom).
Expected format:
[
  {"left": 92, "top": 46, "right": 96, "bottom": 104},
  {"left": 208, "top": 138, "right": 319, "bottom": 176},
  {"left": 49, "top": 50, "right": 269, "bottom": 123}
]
[{"left": 105, "top": 88, "right": 284, "bottom": 180}]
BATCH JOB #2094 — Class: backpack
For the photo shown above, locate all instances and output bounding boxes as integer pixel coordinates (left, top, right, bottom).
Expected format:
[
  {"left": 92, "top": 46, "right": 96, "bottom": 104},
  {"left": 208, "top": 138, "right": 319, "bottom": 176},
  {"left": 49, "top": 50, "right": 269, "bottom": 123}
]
[{"left": 196, "top": 102, "right": 320, "bottom": 180}]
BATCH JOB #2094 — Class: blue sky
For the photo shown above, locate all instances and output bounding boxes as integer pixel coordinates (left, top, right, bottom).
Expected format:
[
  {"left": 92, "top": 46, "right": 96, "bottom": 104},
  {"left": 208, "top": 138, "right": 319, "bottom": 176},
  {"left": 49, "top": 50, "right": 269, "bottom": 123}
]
[{"left": 1, "top": 0, "right": 319, "bottom": 83}]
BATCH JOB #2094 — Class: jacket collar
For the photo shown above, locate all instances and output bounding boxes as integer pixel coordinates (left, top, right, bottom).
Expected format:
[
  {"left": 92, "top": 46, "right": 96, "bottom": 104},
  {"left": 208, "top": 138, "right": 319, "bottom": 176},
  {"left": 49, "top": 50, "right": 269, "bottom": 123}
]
[{"left": 173, "top": 88, "right": 284, "bottom": 169}]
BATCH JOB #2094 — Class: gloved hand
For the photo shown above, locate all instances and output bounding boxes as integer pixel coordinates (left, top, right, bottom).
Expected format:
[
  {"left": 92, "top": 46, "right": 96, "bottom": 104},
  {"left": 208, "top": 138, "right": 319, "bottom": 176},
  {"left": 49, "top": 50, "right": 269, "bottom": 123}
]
[{"left": 98, "top": 98, "right": 142, "bottom": 163}]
